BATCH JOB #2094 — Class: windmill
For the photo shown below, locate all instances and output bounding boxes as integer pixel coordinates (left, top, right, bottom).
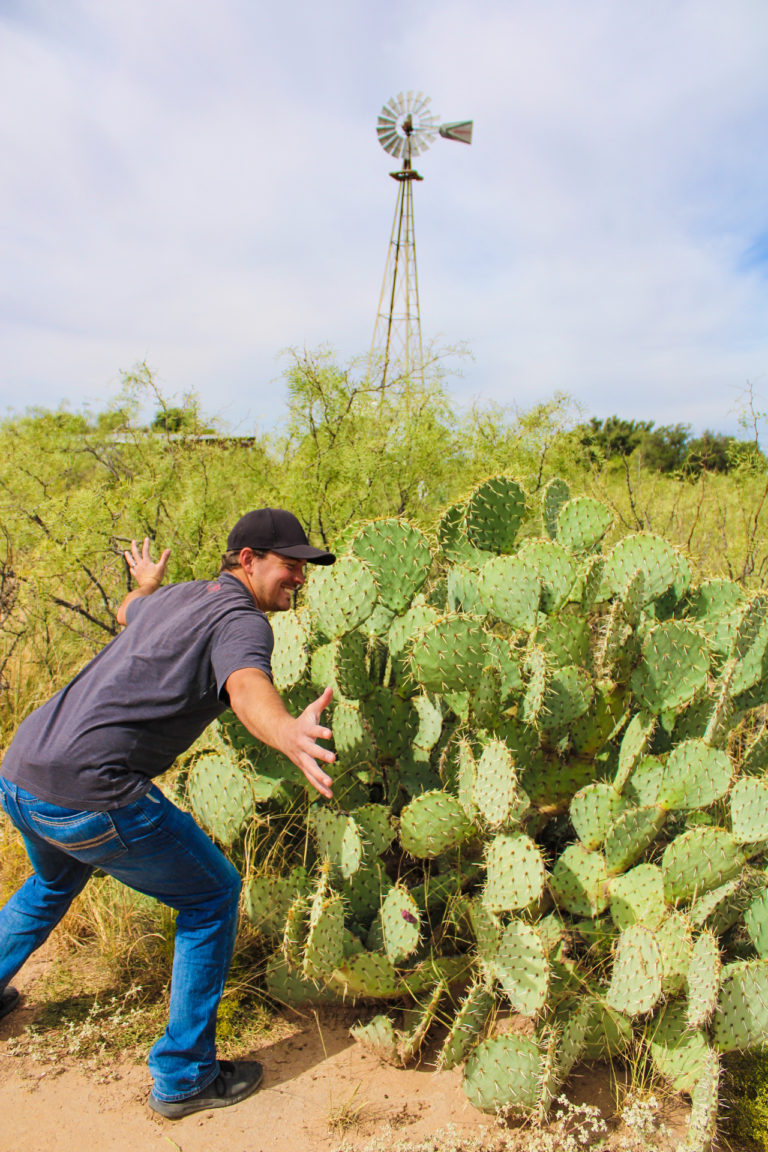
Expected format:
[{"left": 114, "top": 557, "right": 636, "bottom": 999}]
[{"left": 368, "top": 91, "right": 472, "bottom": 389}]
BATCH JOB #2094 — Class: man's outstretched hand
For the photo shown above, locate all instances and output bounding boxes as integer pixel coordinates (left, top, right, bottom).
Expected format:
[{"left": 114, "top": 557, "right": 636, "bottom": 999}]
[
  {"left": 124, "top": 537, "right": 171, "bottom": 590},
  {"left": 291, "top": 686, "right": 335, "bottom": 799},
  {"left": 225, "top": 670, "right": 335, "bottom": 800}
]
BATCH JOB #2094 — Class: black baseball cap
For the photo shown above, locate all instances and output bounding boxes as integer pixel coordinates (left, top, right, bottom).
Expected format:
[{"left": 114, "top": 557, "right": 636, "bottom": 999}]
[{"left": 227, "top": 508, "right": 335, "bottom": 565}]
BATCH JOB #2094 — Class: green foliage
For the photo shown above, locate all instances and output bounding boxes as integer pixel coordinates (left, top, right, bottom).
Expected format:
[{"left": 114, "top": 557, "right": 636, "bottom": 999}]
[
  {"left": 722, "top": 1048, "right": 768, "bottom": 1150},
  {"left": 7, "top": 352, "right": 768, "bottom": 1148}
]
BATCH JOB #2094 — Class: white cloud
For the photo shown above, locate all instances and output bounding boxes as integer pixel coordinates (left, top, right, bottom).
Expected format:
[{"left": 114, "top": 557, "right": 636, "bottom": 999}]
[{"left": 1, "top": 0, "right": 767, "bottom": 434}]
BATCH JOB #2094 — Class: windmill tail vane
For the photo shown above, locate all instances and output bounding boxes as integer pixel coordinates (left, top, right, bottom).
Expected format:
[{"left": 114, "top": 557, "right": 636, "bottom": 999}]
[{"left": 368, "top": 91, "right": 473, "bottom": 389}]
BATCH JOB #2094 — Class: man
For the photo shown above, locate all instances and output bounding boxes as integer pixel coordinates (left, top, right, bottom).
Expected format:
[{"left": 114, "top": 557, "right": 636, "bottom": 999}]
[{"left": 0, "top": 508, "right": 335, "bottom": 1118}]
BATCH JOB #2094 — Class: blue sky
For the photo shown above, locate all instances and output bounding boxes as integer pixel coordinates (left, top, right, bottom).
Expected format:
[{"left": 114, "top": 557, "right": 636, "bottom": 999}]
[{"left": 1, "top": 0, "right": 767, "bottom": 435}]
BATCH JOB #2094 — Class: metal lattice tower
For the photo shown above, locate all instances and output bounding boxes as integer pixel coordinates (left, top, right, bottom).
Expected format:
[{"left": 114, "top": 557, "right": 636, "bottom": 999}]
[{"left": 368, "top": 91, "right": 472, "bottom": 389}]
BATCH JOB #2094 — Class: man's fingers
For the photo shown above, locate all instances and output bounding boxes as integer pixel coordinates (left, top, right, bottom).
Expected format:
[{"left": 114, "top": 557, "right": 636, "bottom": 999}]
[
  {"left": 314, "top": 685, "right": 333, "bottom": 714},
  {"left": 301, "top": 759, "right": 333, "bottom": 799}
]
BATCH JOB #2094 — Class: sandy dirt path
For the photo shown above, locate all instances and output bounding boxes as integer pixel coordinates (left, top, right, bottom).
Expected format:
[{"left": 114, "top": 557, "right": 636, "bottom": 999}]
[{"left": 0, "top": 959, "right": 503, "bottom": 1152}]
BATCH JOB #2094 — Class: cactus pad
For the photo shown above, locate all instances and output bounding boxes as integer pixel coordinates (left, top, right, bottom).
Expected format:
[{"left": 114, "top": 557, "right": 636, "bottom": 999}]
[
  {"left": 380, "top": 885, "right": 422, "bottom": 965},
  {"left": 686, "top": 930, "right": 721, "bottom": 1030},
  {"left": 550, "top": 844, "right": 610, "bottom": 919},
  {"left": 464, "top": 476, "right": 527, "bottom": 554},
  {"left": 656, "top": 911, "right": 693, "bottom": 994},
  {"left": 351, "top": 519, "right": 432, "bottom": 612},
  {"left": 649, "top": 1000, "right": 711, "bottom": 1091},
  {"left": 556, "top": 496, "right": 613, "bottom": 554},
  {"left": 478, "top": 555, "right": 541, "bottom": 630},
  {"left": 600, "top": 533, "right": 691, "bottom": 606},
  {"left": 542, "top": 477, "right": 571, "bottom": 539},
  {"left": 310, "top": 808, "right": 363, "bottom": 880},
  {"left": 731, "top": 777, "right": 768, "bottom": 843},
  {"left": 408, "top": 614, "right": 489, "bottom": 693},
  {"left": 662, "top": 826, "right": 746, "bottom": 904},
  {"left": 399, "top": 789, "right": 472, "bottom": 858},
  {"left": 605, "top": 924, "right": 663, "bottom": 1017},
  {"left": 462, "top": 1035, "right": 542, "bottom": 1113},
  {"left": 270, "top": 609, "right": 312, "bottom": 691},
  {"left": 570, "top": 782, "right": 624, "bottom": 851},
  {"left": 517, "top": 539, "right": 577, "bottom": 613},
  {"left": 608, "top": 863, "right": 666, "bottom": 931},
  {"left": 484, "top": 919, "right": 549, "bottom": 1017},
  {"left": 712, "top": 960, "right": 768, "bottom": 1051},
  {"left": 305, "top": 555, "right": 378, "bottom": 638},
  {"left": 657, "top": 740, "right": 732, "bottom": 812},
  {"left": 474, "top": 738, "right": 530, "bottom": 827},
  {"left": 186, "top": 753, "right": 254, "bottom": 846},
  {"left": 631, "top": 621, "right": 709, "bottom": 714},
  {"left": 483, "top": 832, "right": 547, "bottom": 912},
  {"left": 436, "top": 978, "right": 494, "bottom": 1071}
]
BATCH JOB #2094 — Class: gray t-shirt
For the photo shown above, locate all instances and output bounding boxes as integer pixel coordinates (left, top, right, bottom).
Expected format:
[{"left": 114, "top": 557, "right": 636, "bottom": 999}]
[{"left": 0, "top": 573, "right": 273, "bottom": 811}]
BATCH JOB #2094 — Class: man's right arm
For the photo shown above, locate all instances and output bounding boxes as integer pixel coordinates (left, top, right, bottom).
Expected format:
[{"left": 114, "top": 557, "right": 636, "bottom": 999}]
[
  {"left": 116, "top": 538, "right": 171, "bottom": 626},
  {"left": 225, "top": 667, "right": 334, "bottom": 799}
]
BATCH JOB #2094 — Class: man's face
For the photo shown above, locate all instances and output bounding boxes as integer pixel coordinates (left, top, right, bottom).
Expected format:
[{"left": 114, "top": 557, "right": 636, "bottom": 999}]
[{"left": 244, "top": 551, "right": 307, "bottom": 612}]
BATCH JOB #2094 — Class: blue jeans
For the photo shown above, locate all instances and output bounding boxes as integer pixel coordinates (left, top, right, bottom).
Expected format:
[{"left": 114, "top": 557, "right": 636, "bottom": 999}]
[{"left": 0, "top": 777, "right": 241, "bottom": 1102}]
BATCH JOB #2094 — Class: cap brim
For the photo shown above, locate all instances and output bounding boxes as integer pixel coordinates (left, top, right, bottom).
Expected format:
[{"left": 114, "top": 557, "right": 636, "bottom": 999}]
[{"left": 273, "top": 545, "right": 336, "bottom": 565}]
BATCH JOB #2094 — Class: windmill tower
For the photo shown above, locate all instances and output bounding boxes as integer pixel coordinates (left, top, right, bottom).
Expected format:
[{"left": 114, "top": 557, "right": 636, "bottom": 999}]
[{"left": 368, "top": 91, "right": 472, "bottom": 388}]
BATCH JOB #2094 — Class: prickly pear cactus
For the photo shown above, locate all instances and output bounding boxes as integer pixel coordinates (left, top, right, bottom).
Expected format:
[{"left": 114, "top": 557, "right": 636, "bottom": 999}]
[{"left": 197, "top": 474, "right": 768, "bottom": 1147}]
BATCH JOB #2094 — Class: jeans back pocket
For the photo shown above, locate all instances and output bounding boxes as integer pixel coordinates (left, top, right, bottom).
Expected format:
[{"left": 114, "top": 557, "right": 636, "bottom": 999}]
[{"left": 26, "top": 806, "right": 128, "bottom": 865}]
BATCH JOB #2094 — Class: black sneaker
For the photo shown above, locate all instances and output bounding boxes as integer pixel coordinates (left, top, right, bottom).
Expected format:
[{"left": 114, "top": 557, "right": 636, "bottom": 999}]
[
  {"left": 0, "top": 987, "right": 20, "bottom": 1022},
  {"left": 148, "top": 1060, "right": 264, "bottom": 1119}
]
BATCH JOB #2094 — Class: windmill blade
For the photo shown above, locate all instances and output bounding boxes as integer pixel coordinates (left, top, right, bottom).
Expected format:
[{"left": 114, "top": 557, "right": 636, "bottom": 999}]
[
  {"left": 411, "top": 91, "right": 431, "bottom": 117},
  {"left": 439, "top": 120, "right": 473, "bottom": 145}
]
